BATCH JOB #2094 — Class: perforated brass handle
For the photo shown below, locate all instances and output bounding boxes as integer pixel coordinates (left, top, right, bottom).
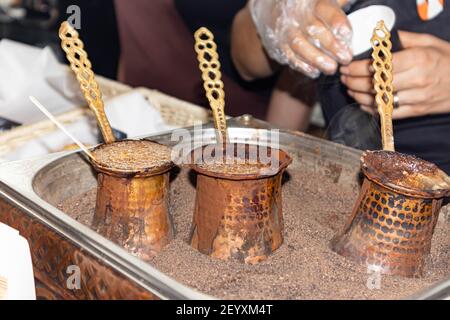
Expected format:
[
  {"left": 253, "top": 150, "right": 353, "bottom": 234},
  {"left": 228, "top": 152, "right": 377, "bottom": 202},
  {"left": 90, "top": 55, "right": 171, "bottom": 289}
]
[
  {"left": 371, "top": 20, "right": 395, "bottom": 151},
  {"left": 194, "top": 27, "right": 227, "bottom": 143},
  {"left": 59, "top": 21, "right": 115, "bottom": 144}
]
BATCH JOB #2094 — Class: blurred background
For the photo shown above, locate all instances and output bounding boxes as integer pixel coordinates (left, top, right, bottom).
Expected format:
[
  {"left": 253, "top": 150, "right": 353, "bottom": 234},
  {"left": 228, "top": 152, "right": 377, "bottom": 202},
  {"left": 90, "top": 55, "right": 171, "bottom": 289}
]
[
  {"left": 0, "top": 0, "right": 119, "bottom": 78},
  {"left": 0, "top": 0, "right": 326, "bottom": 161}
]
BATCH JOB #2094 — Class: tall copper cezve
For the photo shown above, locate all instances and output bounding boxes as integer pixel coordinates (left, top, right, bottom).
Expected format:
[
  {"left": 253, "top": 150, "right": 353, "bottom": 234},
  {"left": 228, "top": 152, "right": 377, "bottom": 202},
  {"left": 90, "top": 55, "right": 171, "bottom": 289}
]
[
  {"left": 332, "top": 151, "right": 450, "bottom": 277},
  {"left": 91, "top": 140, "right": 174, "bottom": 261},
  {"left": 189, "top": 143, "right": 292, "bottom": 264}
]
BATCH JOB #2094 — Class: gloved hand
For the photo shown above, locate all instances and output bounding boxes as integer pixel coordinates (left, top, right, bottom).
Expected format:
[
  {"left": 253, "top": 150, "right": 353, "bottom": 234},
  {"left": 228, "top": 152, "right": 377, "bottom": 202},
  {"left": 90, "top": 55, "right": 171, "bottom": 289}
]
[{"left": 249, "top": 0, "right": 353, "bottom": 78}]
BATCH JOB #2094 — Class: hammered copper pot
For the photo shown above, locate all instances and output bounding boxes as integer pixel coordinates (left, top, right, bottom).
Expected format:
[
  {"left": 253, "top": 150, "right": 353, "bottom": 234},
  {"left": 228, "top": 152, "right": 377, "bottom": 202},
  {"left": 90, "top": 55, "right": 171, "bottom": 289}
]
[
  {"left": 189, "top": 143, "right": 292, "bottom": 265},
  {"left": 332, "top": 151, "right": 450, "bottom": 277},
  {"left": 91, "top": 140, "right": 174, "bottom": 261}
]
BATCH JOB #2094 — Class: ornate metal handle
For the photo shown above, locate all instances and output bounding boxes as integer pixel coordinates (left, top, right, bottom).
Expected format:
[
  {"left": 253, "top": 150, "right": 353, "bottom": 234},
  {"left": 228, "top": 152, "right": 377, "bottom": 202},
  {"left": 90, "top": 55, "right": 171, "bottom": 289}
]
[
  {"left": 371, "top": 20, "right": 395, "bottom": 151},
  {"left": 59, "top": 21, "right": 115, "bottom": 144},
  {"left": 194, "top": 27, "right": 227, "bottom": 143}
]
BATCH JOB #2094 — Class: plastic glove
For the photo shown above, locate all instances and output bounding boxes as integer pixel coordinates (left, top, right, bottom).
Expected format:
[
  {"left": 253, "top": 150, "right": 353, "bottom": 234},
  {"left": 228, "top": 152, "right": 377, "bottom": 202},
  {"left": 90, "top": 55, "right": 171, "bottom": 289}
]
[{"left": 249, "top": 0, "right": 353, "bottom": 78}]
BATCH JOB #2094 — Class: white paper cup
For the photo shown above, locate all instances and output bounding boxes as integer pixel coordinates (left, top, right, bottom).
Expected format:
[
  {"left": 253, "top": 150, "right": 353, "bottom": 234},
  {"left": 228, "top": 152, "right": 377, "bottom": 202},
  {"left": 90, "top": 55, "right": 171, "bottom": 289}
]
[{"left": 348, "top": 5, "right": 397, "bottom": 58}]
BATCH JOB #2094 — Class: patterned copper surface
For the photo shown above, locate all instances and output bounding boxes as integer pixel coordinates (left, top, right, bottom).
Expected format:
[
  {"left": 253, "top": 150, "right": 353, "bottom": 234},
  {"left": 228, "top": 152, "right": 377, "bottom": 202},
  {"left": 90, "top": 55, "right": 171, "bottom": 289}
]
[
  {"left": 93, "top": 167, "right": 173, "bottom": 262},
  {"left": 332, "top": 152, "right": 448, "bottom": 277},
  {"left": 190, "top": 144, "right": 292, "bottom": 264},
  {"left": 362, "top": 151, "right": 450, "bottom": 198},
  {"left": 0, "top": 200, "right": 157, "bottom": 300},
  {"left": 90, "top": 139, "right": 174, "bottom": 261}
]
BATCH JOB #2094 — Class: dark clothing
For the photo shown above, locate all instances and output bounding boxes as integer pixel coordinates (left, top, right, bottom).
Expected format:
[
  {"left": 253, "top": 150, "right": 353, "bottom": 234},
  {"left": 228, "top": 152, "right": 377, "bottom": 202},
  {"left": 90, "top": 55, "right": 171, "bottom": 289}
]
[
  {"left": 174, "top": 0, "right": 247, "bottom": 79},
  {"left": 115, "top": 0, "right": 274, "bottom": 120},
  {"left": 321, "top": 0, "right": 450, "bottom": 173},
  {"left": 0, "top": 0, "right": 119, "bottom": 130},
  {"left": 174, "top": 0, "right": 276, "bottom": 101},
  {"left": 58, "top": 0, "right": 120, "bottom": 79}
]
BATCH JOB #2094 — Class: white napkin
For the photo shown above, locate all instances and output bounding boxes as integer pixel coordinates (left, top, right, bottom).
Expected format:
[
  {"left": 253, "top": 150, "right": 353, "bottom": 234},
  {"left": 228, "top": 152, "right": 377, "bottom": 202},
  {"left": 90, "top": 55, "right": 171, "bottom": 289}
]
[
  {"left": 0, "top": 39, "right": 84, "bottom": 124},
  {"left": 2, "top": 91, "right": 174, "bottom": 161},
  {"left": 105, "top": 91, "right": 174, "bottom": 138},
  {"left": 0, "top": 222, "right": 36, "bottom": 300},
  {"left": 3, "top": 115, "right": 99, "bottom": 161}
]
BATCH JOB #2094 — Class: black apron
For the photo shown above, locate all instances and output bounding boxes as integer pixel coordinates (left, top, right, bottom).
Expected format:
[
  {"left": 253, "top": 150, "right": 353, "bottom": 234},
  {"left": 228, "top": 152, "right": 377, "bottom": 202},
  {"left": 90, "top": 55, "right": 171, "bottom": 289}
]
[{"left": 321, "top": 0, "right": 450, "bottom": 174}]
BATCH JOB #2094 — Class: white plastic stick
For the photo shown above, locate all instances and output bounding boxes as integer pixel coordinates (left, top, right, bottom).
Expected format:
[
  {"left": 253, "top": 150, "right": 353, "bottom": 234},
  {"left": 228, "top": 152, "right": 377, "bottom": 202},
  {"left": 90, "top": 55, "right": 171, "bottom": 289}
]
[{"left": 29, "top": 96, "right": 95, "bottom": 160}]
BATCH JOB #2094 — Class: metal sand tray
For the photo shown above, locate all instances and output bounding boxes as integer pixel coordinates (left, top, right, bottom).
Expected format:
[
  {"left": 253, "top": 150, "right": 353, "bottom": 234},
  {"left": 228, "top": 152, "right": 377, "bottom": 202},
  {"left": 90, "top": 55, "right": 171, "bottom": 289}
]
[{"left": 2, "top": 118, "right": 450, "bottom": 299}]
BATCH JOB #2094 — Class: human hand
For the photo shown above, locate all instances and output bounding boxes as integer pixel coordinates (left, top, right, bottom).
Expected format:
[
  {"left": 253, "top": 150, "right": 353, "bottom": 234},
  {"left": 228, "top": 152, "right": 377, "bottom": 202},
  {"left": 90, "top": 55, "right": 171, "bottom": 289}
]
[
  {"left": 340, "top": 31, "right": 450, "bottom": 119},
  {"left": 249, "top": 0, "right": 353, "bottom": 78}
]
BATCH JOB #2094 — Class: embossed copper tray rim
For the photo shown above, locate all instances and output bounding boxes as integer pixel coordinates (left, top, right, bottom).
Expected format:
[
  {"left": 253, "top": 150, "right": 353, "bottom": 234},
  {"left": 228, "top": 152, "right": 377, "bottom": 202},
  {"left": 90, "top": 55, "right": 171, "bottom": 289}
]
[{"left": 0, "top": 116, "right": 448, "bottom": 300}]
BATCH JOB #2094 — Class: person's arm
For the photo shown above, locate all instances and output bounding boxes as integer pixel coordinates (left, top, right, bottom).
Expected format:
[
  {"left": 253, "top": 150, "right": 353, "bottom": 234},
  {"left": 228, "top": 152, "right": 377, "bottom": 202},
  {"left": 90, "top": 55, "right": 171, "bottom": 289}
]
[
  {"left": 232, "top": 0, "right": 353, "bottom": 80},
  {"left": 231, "top": 5, "right": 276, "bottom": 81},
  {"left": 267, "top": 68, "right": 317, "bottom": 131}
]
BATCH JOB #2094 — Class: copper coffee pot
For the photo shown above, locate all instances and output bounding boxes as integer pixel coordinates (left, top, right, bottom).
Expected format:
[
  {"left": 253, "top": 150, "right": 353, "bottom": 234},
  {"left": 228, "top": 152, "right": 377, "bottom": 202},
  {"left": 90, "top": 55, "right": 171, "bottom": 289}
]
[
  {"left": 189, "top": 143, "right": 292, "bottom": 264},
  {"left": 332, "top": 21, "right": 450, "bottom": 277},
  {"left": 59, "top": 22, "right": 174, "bottom": 260},
  {"left": 190, "top": 28, "right": 293, "bottom": 264}
]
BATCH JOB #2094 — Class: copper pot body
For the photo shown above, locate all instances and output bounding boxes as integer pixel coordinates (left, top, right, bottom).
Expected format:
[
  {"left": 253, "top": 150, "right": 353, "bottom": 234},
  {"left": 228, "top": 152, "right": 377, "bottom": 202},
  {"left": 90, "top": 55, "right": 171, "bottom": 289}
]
[
  {"left": 189, "top": 144, "right": 292, "bottom": 264},
  {"left": 332, "top": 151, "right": 448, "bottom": 277},
  {"left": 91, "top": 141, "right": 174, "bottom": 261}
]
